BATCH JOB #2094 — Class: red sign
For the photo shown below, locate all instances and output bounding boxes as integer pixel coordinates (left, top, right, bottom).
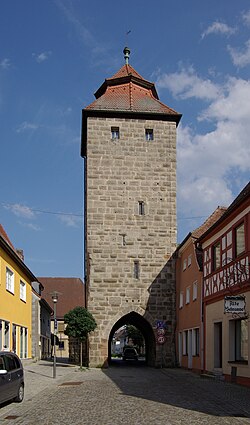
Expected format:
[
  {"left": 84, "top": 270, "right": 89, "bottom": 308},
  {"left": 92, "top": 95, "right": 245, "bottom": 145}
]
[{"left": 157, "top": 335, "right": 166, "bottom": 344}]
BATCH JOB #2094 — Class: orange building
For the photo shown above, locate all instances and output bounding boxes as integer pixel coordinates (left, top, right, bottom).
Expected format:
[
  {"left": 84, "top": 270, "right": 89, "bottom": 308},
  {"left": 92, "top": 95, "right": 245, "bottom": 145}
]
[{"left": 175, "top": 207, "right": 226, "bottom": 372}]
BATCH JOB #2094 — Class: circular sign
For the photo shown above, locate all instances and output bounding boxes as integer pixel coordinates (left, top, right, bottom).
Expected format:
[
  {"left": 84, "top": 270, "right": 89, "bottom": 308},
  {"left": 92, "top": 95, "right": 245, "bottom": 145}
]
[
  {"left": 157, "top": 328, "right": 165, "bottom": 336},
  {"left": 157, "top": 335, "right": 166, "bottom": 344}
]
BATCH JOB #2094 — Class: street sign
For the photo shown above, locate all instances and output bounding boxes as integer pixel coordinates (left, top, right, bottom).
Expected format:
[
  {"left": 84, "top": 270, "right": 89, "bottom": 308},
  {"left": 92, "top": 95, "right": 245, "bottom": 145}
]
[
  {"left": 157, "top": 328, "right": 165, "bottom": 336},
  {"left": 224, "top": 296, "right": 246, "bottom": 314},
  {"left": 156, "top": 320, "right": 164, "bottom": 328},
  {"left": 157, "top": 335, "right": 166, "bottom": 344}
]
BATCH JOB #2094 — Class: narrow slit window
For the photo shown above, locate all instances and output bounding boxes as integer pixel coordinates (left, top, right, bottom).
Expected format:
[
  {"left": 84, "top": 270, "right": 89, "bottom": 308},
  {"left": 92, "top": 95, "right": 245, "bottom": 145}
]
[
  {"left": 111, "top": 127, "right": 119, "bottom": 140},
  {"left": 145, "top": 129, "right": 153, "bottom": 141},
  {"left": 134, "top": 261, "right": 140, "bottom": 279},
  {"left": 138, "top": 201, "right": 145, "bottom": 215},
  {"left": 122, "top": 234, "right": 126, "bottom": 246}
]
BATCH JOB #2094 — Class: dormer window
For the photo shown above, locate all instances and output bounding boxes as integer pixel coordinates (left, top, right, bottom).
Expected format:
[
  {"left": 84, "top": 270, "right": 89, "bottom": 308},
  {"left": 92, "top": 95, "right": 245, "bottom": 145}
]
[
  {"left": 145, "top": 129, "right": 153, "bottom": 141},
  {"left": 111, "top": 127, "right": 119, "bottom": 140}
]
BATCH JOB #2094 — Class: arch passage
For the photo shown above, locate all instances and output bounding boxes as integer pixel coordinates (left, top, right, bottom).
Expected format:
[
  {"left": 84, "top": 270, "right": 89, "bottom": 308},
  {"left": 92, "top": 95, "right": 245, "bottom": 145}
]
[{"left": 108, "top": 312, "right": 156, "bottom": 366}]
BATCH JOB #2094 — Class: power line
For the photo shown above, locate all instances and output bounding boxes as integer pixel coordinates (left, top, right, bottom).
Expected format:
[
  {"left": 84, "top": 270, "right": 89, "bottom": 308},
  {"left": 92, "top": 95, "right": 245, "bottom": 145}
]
[
  {"left": 1, "top": 203, "right": 83, "bottom": 217},
  {"left": 2, "top": 202, "right": 207, "bottom": 221}
]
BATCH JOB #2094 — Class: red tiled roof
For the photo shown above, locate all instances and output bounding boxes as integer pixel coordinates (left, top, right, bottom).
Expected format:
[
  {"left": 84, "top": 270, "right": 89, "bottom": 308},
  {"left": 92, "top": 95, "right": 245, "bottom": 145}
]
[
  {"left": 38, "top": 277, "right": 85, "bottom": 319},
  {"left": 192, "top": 206, "right": 227, "bottom": 239},
  {"left": 0, "top": 224, "right": 15, "bottom": 250},
  {"left": 86, "top": 83, "right": 178, "bottom": 115},
  {"left": 197, "top": 181, "right": 250, "bottom": 243},
  {"left": 109, "top": 64, "right": 144, "bottom": 80},
  {"left": 85, "top": 63, "right": 181, "bottom": 120}
]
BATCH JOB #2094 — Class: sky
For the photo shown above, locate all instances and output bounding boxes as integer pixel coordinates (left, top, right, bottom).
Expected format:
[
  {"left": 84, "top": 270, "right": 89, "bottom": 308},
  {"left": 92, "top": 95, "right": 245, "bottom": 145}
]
[{"left": 0, "top": 0, "right": 249, "bottom": 279}]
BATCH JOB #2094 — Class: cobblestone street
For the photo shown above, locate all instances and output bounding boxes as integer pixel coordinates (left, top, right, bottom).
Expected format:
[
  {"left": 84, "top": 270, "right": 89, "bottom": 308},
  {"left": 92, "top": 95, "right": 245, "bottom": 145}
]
[{"left": 0, "top": 361, "right": 250, "bottom": 425}]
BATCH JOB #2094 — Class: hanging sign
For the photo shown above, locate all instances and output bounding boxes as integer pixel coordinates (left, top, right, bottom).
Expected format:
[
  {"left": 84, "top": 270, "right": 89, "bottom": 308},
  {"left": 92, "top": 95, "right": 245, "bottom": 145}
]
[{"left": 224, "top": 296, "right": 246, "bottom": 314}]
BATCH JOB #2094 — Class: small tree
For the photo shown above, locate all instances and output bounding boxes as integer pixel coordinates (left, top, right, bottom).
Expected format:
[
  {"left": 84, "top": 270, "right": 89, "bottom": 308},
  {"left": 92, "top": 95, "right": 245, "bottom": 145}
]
[
  {"left": 64, "top": 306, "right": 97, "bottom": 368},
  {"left": 125, "top": 325, "right": 144, "bottom": 354}
]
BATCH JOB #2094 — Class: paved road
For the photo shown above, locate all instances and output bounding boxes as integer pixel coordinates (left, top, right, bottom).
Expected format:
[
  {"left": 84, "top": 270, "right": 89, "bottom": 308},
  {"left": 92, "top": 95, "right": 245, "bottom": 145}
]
[{"left": 0, "top": 360, "right": 250, "bottom": 424}]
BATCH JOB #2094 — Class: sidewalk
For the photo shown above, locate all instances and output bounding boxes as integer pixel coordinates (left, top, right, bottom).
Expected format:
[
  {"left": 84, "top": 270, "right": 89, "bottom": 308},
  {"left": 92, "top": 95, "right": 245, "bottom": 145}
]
[{"left": 22, "top": 359, "right": 80, "bottom": 400}]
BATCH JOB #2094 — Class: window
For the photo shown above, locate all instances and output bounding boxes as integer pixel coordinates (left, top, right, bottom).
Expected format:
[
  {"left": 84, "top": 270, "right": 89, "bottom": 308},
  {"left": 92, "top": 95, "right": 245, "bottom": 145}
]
[
  {"left": 188, "top": 255, "right": 192, "bottom": 267},
  {"left": 6, "top": 268, "right": 14, "bottom": 293},
  {"left": 4, "top": 322, "right": 10, "bottom": 349},
  {"left": 193, "top": 281, "right": 198, "bottom": 301},
  {"left": 186, "top": 287, "right": 190, "bottom": 304},
  {"left": 134, "top": 261, "right": 140, "bottom": 279},
  {"left": 138, "top": 201, "right": 145, "bottom": 215},
  {"left": 111, "top": 127, "right": 119, "bottom": 139},
  {"left": 183, "top": 259, "right": 187, "bottom": 271},
  {"left": 182, "top": 331, "right": 188, "bottom": 355},
  {"left": 145, "top": 129, "right": 153, "bottom": 141},
  {"left": 213, "top": 241, "right": 221, "bottom": 270},
  {"left": 192, "top": 328, "right": 200, "bottom": 356},
  {"left": 230, "top": 319, "right": 248, "bottom": 362},
  {"left": 20, "top": 280, "right": 26, "bottom": 302},
  {"left": 235, "top": 223, "right": 245, "bottom": 257},
  {"left": 179, "top": 292, "right": 184, "bottom": 308},
  {"left": 121, "top": 234, "right": 126, "bottom": 246}
]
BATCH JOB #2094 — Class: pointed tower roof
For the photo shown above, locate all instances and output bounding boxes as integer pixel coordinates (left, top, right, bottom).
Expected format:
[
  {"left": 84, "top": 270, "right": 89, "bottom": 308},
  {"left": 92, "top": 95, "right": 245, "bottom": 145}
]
[
  {"left": 85, "top": 47, "right": 181, "bottom": 119},
  {"left": 81, "top": 48, "right": 182, "bottom": 157}
]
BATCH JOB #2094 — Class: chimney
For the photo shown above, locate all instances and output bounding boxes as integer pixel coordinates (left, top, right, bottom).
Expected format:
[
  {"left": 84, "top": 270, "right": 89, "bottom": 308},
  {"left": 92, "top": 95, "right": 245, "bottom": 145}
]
[{"left": 16, "top": 249, "right": 24, "bottom": 261}]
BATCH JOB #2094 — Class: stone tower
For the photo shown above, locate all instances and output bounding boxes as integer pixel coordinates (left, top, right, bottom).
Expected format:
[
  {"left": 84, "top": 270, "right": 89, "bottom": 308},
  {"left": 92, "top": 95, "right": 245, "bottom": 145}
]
[{"left": 81, "top": 48, "right": 181, "bottom": 367}]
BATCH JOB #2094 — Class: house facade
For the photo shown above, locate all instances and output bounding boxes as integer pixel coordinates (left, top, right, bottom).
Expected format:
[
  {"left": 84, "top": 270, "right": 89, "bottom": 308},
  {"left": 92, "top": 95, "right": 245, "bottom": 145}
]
[
  {"left": 32, "top": 280, "right": 52, "bottom": 360},
  {"left": 0, "top": 224, "right": 38, "bottom": 359},
  {"left": 198, "top": 182, "right": 250, "bottom": 386},
  {"left": 39, "top": 277, "right": 86, "bottom": 362},
  {"left": 175, "top": 207, "right": 226, "bottom": 373}
]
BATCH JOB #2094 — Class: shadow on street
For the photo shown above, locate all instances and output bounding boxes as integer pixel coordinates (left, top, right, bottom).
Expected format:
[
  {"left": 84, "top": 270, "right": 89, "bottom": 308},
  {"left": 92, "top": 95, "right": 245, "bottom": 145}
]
[{"left": 102, "top": 365, "right": 250, "bottom": 419}]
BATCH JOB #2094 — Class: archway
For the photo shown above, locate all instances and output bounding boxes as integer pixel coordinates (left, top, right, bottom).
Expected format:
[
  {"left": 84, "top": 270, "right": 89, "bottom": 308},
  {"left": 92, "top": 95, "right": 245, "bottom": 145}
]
[{"left": 108, "top": 311, "right": 156, "bottom": 366}]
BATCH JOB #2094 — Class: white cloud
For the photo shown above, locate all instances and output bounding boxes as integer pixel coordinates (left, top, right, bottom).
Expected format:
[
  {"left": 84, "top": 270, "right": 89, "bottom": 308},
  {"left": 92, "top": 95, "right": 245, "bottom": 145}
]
[
  {"left": 58, "top": 214, "right": 82, "bottom": 227},
  {"left": 201, "top": 21, "right": 236, "bottom": 39},
  {"left": 228, "top": 39, "right": 250, "bottom": 67},
  {"left": 32, "top": 51, "right": 52, "bottom": 63},
  {"left": 163, "top": 70, "right": 250, "bottom": 226},
  {"left": 157, "top": 66, "right": 221, "bottom": 101},
  {"left": 16, "top": 121, "right": 39, "bottom": 133},
  {"left": 19, "top": 222, "right": 41, "bottom": 231},
  {"left": 4, "top": 204, "right": 35, "bottom": 219},
  {"left": 242, "top": 10, "right": 250, "bottom": 26},
  {"left": 0, "top": 58, "right": 11, "bottom": 69}
]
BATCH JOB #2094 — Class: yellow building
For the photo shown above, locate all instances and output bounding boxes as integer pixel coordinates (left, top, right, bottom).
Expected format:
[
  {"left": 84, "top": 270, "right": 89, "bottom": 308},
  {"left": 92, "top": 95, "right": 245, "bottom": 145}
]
[{"left": 0, "top": 224, "right": 38, "bottom": 359}]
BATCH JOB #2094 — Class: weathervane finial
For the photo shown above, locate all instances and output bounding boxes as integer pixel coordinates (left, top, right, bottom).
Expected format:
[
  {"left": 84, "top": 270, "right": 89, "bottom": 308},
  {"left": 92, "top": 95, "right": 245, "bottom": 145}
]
[{"left": 123, "top": 46, "right": 130, "bottom": 65}]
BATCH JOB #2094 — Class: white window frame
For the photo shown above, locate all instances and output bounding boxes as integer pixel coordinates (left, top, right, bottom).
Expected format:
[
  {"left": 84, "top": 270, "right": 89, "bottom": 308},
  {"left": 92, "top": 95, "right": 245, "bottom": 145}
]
[
  {"left": 6, "top": 267, "right": 14, "bottom": 294},
  {"left": 20, "top": 280, "right": 26, "bottom": 302},
  {"left": 179, "top": 292, "right": 184, "bottom": 309},
  {"left": 183, "top": 259, "right": 187, "bottom": 271},
  {"left": 186, "top": 287, "right": 190, "bottom": 304},
  {"left": 193, "top": 281, "right": 198, "bottom": 301},
  {"left": 188, "top": 255, "right": 192, "bottom": 267}
]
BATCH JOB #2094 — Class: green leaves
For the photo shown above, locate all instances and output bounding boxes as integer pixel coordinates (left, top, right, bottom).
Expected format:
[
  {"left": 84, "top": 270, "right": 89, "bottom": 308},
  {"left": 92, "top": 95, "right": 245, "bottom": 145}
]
[{"left": 64, "top": 306, "right": 97, "bottom": 341}]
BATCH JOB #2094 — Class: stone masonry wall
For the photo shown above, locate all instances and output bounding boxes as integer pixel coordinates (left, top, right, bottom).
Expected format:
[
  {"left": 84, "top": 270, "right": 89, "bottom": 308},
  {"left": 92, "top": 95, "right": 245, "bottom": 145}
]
[{"left": 86, "top": 116, "right": 177, "bottom": 367}]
